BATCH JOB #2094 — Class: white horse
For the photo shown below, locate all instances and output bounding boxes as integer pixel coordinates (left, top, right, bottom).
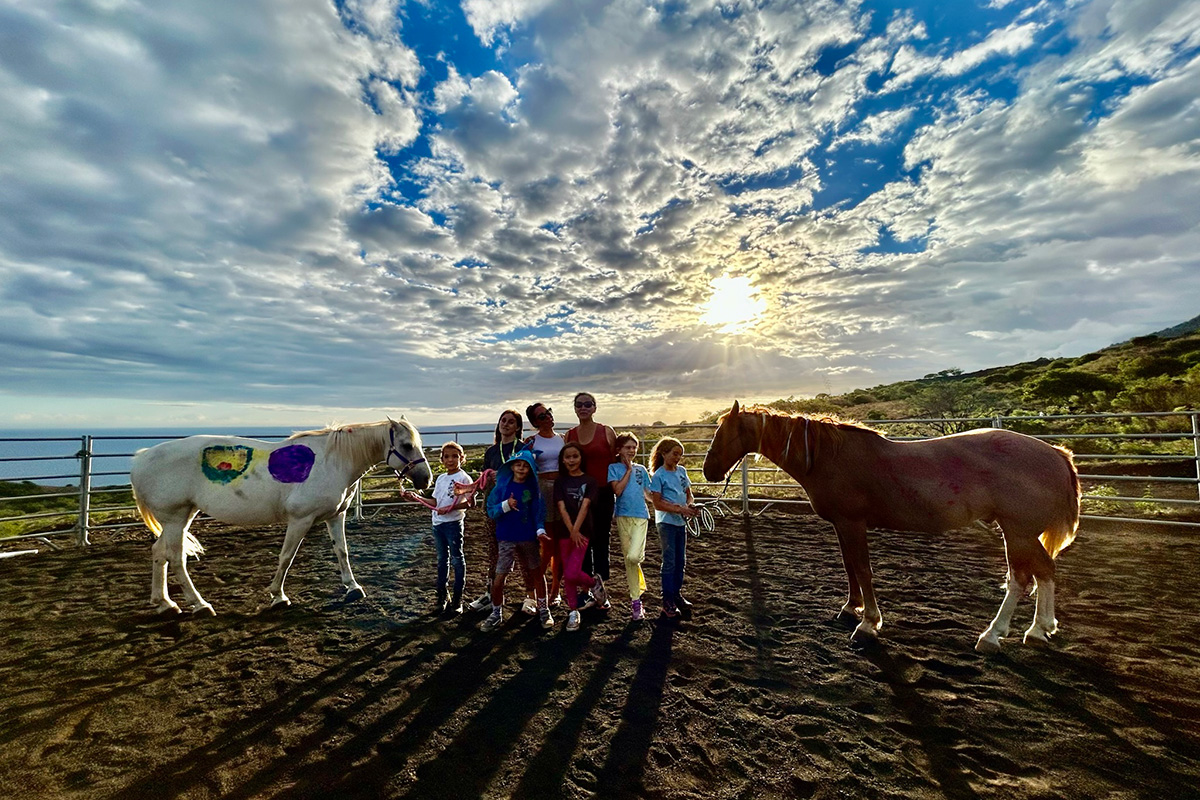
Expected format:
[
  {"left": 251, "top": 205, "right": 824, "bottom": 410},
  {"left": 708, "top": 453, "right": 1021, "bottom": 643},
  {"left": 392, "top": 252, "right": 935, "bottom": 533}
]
[{"left": 131, "top": 418, "right": 431, "bottom": 615}]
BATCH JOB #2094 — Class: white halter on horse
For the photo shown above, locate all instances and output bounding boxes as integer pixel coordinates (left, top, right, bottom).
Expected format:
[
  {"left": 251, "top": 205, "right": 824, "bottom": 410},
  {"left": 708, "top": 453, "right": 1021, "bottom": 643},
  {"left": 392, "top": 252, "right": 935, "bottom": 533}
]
[{"left": 131, "top": 417, "right": 431, "bottom": 615}]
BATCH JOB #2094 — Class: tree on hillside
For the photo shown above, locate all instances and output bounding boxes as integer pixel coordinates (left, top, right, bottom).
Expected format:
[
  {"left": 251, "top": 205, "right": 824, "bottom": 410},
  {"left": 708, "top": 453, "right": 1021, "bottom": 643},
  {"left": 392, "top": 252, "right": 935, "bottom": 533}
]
[
  {"left": 1022, "top": 369, "right": 1120, "bottom": 410},
  {"left": 905, "top": 380, "right": 1007, "bottom": 433}
]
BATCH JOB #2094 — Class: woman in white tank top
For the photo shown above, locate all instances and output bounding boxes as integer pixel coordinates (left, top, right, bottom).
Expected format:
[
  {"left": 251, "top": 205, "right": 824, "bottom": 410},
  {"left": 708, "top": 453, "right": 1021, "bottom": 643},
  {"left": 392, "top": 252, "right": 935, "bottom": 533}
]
[{"left": 524, "top": 402, "right": 566, "bottom": 608}]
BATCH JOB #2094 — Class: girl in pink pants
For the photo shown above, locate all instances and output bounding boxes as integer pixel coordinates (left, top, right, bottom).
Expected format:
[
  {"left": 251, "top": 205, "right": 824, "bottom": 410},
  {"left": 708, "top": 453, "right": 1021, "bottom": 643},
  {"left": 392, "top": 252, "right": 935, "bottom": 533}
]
[{"left": 553, "top": 442, "right": 608, "bottom": 630}]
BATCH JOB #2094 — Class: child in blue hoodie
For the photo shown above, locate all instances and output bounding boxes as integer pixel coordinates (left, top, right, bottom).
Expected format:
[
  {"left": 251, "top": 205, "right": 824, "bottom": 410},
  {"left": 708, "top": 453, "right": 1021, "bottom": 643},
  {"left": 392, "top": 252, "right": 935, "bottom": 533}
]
[{"left": 482, "top": 449, "right": 555, "bottom": 631}]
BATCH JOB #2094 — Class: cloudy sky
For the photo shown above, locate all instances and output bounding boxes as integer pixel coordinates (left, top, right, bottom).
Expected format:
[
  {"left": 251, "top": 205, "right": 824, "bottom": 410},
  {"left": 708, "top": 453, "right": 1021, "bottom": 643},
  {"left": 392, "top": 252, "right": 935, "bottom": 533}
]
[{"left": 2, "top": 0, "right": 1198, "bottom": 430}]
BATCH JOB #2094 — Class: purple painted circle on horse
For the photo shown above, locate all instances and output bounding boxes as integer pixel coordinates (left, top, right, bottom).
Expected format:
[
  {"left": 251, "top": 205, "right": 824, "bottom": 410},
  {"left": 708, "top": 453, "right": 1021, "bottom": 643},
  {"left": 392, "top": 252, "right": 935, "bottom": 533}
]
[{"left": 269, "top": 444, "right": 315, "bottom": 483}]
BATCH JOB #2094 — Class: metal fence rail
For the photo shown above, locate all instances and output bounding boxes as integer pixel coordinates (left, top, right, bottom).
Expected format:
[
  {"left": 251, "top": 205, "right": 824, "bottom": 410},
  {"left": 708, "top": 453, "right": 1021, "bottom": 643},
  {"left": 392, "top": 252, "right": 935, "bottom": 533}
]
[{"left": 2, "top": 411, "right": 1198, "bottom": 547}]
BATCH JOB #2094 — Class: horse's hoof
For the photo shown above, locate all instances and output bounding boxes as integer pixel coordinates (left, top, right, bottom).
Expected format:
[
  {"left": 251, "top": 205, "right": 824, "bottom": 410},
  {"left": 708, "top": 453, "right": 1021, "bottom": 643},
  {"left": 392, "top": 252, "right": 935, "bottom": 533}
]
[
  {"left": 343, "top": 587, "right": 366, "bottom": 603},
  {"left": 1023, "top": 628, "right": 1051, "bottom": 646},
  {"left": 269, "top": 597, "right": 291, "bottom": 610},
  {"left": 156, "top": 605, "right": 183, "bottom": 617},
  {"left": 849, "top": 627, "right": 879, "bottom": 649},
  {"left": 975, "top": 636, "right": 1001, "bottom": 655},
  {"left": 191, "top": 604, "right": 216, "bottom": 618},
  {"left": 835, "top": 610, "right": 859, "bottom": 628}
]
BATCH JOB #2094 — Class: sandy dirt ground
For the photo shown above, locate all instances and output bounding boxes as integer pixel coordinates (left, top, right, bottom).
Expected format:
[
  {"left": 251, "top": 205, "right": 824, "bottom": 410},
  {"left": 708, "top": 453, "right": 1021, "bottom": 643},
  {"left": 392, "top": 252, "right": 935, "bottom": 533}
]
[{"left": 1, "top": 508, "right": 1198, "bottom": 800}]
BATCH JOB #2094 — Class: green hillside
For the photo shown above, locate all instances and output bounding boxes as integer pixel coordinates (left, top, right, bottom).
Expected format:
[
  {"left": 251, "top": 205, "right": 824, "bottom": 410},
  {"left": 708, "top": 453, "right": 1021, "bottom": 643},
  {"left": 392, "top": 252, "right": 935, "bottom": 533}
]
[{"left": 712, "top": 318, "right": 1200, "bottom": 424}]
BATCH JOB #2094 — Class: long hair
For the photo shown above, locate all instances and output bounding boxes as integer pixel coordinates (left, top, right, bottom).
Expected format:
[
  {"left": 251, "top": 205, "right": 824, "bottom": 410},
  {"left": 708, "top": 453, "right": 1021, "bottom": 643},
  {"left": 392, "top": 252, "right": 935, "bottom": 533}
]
[
  {"left": 650, "top": 436, "right": 684, "bottom": 471},
  {"left": 493, "top": 408, "right": 523, "bottom": 445},
  {"left": 558, "top": 440, "right": 587, "bottom": 474}
]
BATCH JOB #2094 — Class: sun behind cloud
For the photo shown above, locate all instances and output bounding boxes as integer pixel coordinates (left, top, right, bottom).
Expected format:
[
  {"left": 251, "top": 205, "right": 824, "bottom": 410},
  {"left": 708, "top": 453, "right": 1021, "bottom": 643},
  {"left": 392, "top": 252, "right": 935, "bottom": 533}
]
[{"left": 700, "top": 276, "right": 767, "bottom": 333}]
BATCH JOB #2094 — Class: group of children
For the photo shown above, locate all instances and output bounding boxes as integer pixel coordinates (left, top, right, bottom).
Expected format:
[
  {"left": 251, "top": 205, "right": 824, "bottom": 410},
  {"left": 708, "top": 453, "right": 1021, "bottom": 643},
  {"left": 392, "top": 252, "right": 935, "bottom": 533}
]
[{"left": 403, "top": 401, "right": 700, "bottom": 633}]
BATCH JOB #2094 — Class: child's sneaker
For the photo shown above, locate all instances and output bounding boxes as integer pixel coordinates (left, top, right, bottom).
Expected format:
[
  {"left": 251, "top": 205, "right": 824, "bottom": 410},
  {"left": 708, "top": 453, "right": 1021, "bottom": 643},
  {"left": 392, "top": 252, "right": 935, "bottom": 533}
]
[
  {"left": 467, "top": 593, "right": 492, "bottom": 612},
  {"left": 521, "top": 597, "right": 538, "bottom": 615},
  {"left": 662, "top": 600, "right": 679, "bottom": 618},
  {"left": 631, "top": 598, "right": 645, "bottom": 620},
  {"left": 566, "top": 610, "right": 581, "bottom": 631},
  {"left": 480, "top": 608, "right": 503, "bottom": 632},
  {"left": 551, "top": 593, "right": 564, "bottom": 608},
  {"left": 539, "top": 608, "right": 554, "bottom": 629}
]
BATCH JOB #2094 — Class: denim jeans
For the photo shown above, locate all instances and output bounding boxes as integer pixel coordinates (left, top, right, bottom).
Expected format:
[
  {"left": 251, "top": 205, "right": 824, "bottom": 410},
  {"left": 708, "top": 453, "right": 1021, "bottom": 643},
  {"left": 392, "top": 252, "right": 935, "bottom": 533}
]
[
  {"left": 432, "top": 519, "right": 465, "bottom": 596},
  {"left": 658, "top": 522, "right": 687, "bottom": 601}
]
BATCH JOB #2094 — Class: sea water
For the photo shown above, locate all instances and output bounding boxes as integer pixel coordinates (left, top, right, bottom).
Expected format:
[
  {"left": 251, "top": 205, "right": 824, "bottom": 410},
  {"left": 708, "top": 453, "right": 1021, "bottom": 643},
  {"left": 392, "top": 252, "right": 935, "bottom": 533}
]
[{"left": 0, "top": 425, "right": 497, "bottom": 487}]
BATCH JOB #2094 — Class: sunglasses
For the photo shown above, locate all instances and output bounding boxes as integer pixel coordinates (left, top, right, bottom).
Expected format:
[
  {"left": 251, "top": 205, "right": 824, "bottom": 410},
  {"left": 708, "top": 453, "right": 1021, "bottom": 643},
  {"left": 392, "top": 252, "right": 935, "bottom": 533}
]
[
  {"left": 535, "top": 408, "right": 553, "bottom": 422},
  {"left": 574, "top": 401, "right": 595, "bottom": 409}
]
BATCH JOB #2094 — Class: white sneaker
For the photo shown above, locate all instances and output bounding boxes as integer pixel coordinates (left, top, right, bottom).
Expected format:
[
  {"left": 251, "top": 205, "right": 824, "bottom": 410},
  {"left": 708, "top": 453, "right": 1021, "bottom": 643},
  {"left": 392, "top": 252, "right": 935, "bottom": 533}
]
[
  {"left": 550, "top": 593, "right": 564, "bottom": 608},
  {"left": 539, "top": 608, "right": 554, "bottom": 629},
  {"left": 521, "top": 597, "right": 538, "bottom": 616},
  {"left": 467, "top": 593, "right": 491, "bottom": 612},
  {"left": 566, "top": 610, "right": 581, "bottom": 631}
]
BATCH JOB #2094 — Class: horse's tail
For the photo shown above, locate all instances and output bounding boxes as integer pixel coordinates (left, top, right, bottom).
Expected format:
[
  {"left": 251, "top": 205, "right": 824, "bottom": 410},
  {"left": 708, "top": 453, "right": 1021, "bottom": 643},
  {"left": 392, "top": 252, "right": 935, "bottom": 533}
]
[
  {"left": 1040, "top": 446, "right": 1081, "bottom": 559},
  {"left": 130, "top": 481, "right": 163, "bottom": 537}
]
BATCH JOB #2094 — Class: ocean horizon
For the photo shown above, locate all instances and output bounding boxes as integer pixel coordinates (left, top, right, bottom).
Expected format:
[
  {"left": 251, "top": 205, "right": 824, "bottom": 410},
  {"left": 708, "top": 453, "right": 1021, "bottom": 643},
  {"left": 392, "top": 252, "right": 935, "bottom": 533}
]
[{"left": 0, "top": 424, "right": 498, "bottom": 487}]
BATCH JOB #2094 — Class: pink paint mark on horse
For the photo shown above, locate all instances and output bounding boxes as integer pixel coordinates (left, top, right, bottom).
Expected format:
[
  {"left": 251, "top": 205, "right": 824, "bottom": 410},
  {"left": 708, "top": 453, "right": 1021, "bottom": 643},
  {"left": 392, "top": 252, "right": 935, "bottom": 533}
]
[{"left": 703, "top": 401, "right": 1080, "bottom": 654}]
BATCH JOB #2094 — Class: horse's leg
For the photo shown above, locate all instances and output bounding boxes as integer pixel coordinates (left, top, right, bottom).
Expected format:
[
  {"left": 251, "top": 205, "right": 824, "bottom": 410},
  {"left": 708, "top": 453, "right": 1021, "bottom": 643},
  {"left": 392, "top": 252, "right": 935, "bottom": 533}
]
[
  {"left": 326, "top": 514, "right": 365, "bottom": 602},
  {"left": 150, "top": 524, "right": 181, "bottom": 615},
  {"left": 1024, "top": 540, "right": 1058, "bottom": 644},
  {"left": 267, "top": 516, "right": 314, "bottom": 608},
  {"left": 833, "top": 520, "right": 880, "bottom": 645},
  {"left": 167, "top": 514, "right": 214, "bottom": 616},
  {"left": 976, "top": 570, "right": 1022, "bottom": 654},
  {"left": 831, "top": 525, "right": 864, "bottom": 626}
]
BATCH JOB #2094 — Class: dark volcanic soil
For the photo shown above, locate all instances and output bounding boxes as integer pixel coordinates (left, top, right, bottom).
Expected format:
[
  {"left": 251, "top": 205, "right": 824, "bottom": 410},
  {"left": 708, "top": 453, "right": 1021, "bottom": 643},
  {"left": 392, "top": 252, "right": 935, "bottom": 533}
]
[{"left": 1, "top": 510, "right": 1198, "bottom": 799}]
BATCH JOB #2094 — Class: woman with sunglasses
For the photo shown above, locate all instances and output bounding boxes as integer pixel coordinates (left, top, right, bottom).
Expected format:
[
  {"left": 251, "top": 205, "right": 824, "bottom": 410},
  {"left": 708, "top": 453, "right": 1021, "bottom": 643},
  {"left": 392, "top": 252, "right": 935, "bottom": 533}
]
[
  {"left": 566, "top": 392, "right": 617, "bottom": 606},
  {"left": 523, "top": 402, "right": 565, "bottom": 612}
]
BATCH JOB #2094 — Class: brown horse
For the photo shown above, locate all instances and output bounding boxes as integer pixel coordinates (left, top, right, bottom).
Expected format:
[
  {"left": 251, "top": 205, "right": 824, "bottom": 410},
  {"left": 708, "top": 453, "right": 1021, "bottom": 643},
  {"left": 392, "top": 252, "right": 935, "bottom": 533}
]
[{"left": 702, "top": 401, "right": 1080, "bottom": 653}]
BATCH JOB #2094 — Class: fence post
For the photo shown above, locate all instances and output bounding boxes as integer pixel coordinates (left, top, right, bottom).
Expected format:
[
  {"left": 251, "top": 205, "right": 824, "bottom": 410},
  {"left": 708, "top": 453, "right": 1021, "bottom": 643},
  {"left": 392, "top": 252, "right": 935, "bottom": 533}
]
[
  {"left": 1192, "top": 412, "right": 1200, "bottom": 502},
  {"left": 76, "top": 435, "right": 92, "bottom": 546},
  {"left": 992, "top": 416, "right": 1004, "bottom": 429},
  {"left": 741, "top": 457, "right": 750, "bottom": 516}
]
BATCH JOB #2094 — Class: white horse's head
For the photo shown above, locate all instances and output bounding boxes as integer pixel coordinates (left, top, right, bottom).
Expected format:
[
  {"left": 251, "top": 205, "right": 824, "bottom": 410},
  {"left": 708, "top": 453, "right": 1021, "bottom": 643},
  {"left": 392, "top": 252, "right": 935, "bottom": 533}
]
[{"left": 386, "top": 417, "right": 432, "bottom": 489}]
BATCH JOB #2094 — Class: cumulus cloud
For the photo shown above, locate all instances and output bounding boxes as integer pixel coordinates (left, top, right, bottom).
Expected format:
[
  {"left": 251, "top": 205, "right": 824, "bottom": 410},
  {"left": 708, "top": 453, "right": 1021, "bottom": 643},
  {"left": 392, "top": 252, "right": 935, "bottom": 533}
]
[{"left": 1, "top": 0, "right": 1199, "bottom": 428}]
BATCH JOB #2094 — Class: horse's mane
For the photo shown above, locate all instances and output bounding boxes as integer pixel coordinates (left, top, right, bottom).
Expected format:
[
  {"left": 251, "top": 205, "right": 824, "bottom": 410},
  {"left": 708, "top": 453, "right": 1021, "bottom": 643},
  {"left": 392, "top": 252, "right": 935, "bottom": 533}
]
[
  {"left": 731, "top": 404, "right": 886, "bottom": 439},
  {"left": 288, "top": 420, "right": 397, "bottom": 466}
]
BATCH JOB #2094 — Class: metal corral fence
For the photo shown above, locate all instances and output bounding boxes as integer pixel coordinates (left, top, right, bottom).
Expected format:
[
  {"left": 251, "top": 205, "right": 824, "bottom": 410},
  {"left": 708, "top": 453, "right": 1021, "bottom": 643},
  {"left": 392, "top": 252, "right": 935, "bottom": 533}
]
[{"left": 2, "top": 411, "right": 1198, "bottom": 552}]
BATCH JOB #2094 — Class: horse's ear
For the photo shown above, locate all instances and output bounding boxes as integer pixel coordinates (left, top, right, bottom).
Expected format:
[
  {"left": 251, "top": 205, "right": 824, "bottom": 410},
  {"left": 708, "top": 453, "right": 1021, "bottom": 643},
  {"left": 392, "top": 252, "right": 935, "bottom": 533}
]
[{"left": 731, "top": 400, "right": 740, "bottom": 416}]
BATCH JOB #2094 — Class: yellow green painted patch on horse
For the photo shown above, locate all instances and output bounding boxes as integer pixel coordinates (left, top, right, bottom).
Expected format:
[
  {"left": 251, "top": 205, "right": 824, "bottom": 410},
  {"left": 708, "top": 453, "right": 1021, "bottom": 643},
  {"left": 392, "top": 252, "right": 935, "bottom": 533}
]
[{"left": 201, "top": 445, "right": 253, "bottom": 484}]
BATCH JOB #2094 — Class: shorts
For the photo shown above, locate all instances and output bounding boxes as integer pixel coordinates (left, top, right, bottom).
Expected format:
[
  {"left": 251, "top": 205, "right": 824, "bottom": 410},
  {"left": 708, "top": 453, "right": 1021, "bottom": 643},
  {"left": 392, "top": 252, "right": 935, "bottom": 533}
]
[{"left": 496, "top": 539, "right": 541, "bottom": 575}]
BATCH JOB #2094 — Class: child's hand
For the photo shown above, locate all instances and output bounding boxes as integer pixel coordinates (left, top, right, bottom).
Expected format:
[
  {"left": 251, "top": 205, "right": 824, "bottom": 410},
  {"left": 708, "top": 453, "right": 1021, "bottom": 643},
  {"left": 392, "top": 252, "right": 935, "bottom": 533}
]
[
  {"left": 537, "top": 528, "right": 550, "bottom": 541},
  {"left": 570, "top": 530, "right": 586, "bottom": 548},
  {"left": 506, "top": 493, "right": 518, "bottom": 512},
  {"left": 684, "top": 504, "right": 699, "bottom": 518}
]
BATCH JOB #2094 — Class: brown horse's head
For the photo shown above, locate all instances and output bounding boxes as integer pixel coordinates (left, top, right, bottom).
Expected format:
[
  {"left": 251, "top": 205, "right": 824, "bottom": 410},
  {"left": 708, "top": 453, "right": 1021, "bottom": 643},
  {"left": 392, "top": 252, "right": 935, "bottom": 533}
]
[{"left": 703, "top": 400, "right": 760, "bottom": 482}]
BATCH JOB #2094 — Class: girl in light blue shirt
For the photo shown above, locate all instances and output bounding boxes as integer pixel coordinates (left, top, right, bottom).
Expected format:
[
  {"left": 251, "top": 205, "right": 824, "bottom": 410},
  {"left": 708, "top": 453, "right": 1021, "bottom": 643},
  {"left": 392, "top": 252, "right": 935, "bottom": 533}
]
[{"left": 649, "top": 436, "right": 699, "bottom": 618}]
